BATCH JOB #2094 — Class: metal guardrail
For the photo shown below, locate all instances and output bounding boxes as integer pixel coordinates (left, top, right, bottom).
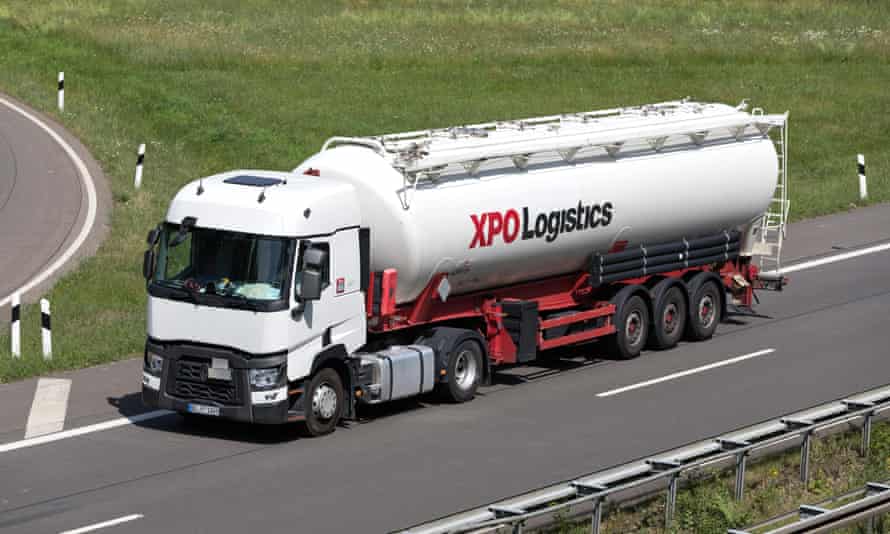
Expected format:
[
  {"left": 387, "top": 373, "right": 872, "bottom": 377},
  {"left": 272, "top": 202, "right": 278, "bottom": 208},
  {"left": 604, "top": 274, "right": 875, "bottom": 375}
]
[
  {"left": 729, "top": 481, "right": 890, "bottom": 533},
  {"left": 399, "top": 384, "right": 890, "bottom": 534}
]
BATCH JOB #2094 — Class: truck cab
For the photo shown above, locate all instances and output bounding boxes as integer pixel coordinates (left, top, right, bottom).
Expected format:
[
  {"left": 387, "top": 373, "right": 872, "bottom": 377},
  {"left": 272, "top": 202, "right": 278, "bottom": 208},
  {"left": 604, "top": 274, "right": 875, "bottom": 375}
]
[{"left": 142, "top": 170, "right": 368, "bottom": 434}]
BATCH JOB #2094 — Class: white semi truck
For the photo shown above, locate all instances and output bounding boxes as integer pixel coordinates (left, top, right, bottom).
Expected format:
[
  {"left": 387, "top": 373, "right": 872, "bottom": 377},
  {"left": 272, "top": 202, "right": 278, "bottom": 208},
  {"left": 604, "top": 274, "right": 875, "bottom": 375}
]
[{"left": 142, "top": 99, "right": 789, "bottom": 435}]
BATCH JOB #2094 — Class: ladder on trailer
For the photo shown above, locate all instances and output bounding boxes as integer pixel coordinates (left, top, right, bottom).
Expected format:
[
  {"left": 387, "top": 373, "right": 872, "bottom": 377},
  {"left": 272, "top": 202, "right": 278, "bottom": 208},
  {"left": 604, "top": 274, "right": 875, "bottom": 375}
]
[{"left": 752, "top": 110, "right": 790, "bottom": 279}]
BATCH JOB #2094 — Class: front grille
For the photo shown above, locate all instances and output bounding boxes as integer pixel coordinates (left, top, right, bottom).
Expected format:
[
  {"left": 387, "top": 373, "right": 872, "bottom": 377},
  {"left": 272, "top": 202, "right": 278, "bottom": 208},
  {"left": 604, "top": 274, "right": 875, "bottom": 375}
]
[
  {"left": 167, "top": 357, "right": 241, "bottom": 405},
  {"left": 173, "top": 380, "right": 238, "bottom": 404},
  {"left": 177, "top": 360, "right": 204, "bottom": 381}
]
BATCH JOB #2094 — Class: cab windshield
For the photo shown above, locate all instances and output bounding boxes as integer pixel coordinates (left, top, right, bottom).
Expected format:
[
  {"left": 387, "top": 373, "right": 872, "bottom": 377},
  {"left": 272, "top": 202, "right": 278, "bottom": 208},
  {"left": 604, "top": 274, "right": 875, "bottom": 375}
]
[{"left": 153, "top": 223, "right": 295, "bottom": 307}]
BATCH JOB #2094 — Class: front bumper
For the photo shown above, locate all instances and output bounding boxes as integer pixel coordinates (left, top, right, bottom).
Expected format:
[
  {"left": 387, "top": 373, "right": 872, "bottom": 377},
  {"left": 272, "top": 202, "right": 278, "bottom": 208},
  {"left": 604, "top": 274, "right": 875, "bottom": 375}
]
[{"left": 141, "top": 339, "right": 299, "bottom": 424}]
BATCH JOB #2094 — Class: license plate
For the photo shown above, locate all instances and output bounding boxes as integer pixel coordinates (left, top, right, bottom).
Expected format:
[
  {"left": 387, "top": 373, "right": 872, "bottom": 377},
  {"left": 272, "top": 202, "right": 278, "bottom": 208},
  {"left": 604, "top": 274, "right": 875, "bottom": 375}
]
[{"left": 187, "top": 403, "right": 220, "bottom": 417}]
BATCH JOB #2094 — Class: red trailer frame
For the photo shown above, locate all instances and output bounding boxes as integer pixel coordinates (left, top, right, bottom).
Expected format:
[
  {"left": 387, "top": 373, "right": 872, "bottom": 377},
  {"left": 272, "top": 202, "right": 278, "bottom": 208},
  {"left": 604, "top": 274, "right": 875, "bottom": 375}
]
[{"left": 365, "top": 257, "right": 760, "bottom": 366}]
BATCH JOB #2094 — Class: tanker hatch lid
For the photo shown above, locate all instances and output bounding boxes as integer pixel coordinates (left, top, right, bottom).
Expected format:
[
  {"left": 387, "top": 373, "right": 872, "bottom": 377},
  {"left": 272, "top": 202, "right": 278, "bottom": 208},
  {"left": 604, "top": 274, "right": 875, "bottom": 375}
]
[{"left": 223, "top": 175, "right": 284, "bottom": 187}]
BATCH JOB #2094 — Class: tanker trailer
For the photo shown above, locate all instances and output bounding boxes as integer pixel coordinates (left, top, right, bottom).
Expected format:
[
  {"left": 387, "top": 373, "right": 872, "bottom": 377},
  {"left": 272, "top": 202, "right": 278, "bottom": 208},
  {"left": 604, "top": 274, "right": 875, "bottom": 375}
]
[{"left": 141, "top": 99, "right": 789, "bottom": 435}]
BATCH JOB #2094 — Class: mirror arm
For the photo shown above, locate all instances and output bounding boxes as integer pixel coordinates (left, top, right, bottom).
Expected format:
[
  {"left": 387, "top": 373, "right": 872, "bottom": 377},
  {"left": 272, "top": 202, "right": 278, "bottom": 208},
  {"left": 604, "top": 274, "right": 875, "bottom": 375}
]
[{"left": 291, "top": 298, "right": 306, "bottom": 319}]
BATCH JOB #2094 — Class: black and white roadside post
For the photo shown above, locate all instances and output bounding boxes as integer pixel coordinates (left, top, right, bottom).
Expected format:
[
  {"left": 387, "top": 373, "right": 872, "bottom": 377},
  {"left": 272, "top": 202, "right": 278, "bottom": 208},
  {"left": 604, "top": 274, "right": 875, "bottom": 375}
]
[
  {"left": 40, "top": 298, "right": 52, "bottom": 360},
  {"left": 10, "top": 292, "right": 21, "bottom": 358},
  {"left": 858, "top": 154, "right": 868, "bottom": 201},
  {"left": 58, "top": 72, "right": 64, "bottom": 112},
  {"left": 134, "top": 143, "right": 146, "bottom": 189}
]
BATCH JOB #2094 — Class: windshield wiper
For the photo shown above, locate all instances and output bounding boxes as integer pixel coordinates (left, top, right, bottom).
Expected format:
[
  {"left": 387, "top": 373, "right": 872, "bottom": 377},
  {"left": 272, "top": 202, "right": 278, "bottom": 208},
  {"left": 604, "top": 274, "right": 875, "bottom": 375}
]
[
  {"left": 154, "top": 282, "right": 198, "bottom": 303},
  {"left": 222, "top": 293, "right": 262, "bottom": 311}
]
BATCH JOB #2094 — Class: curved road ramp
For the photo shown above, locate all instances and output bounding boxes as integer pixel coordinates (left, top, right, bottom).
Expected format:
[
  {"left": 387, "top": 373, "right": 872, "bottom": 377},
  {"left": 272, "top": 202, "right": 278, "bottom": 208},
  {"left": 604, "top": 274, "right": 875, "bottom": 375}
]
[{"left": 0, "top": 93, "right": 108, "bottom": 318}]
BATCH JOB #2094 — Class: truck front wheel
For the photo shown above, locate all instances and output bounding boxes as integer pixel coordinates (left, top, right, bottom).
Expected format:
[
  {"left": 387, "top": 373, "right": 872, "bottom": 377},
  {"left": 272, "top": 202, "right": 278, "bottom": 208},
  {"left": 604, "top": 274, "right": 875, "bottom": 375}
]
[
  {"left": 304, "top": 368, "right": 343, "bottom": 436},
  {"left": 438, "top": 340, "right": 482, "bottom": 403}
]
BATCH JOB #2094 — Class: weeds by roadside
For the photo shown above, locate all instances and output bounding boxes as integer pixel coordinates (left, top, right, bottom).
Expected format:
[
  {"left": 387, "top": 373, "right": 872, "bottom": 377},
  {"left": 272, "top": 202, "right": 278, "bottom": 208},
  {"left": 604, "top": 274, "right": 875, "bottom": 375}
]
[{"left": 542, "top": 422, "right": 890, "bottom": 533}]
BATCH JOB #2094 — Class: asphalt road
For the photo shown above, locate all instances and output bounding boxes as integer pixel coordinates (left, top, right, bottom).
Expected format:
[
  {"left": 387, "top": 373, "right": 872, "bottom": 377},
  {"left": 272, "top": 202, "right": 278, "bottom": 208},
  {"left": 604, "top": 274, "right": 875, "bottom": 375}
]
[
  {"left": 0, "top": 93, "right": 108, "bottom": 313},
  {"left": 1, "top": 205, "right": 889, "bottom": 534}
]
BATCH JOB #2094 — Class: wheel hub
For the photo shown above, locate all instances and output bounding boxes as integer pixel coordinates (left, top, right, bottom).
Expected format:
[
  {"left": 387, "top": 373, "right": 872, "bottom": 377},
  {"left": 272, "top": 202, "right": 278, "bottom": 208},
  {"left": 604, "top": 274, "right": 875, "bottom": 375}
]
[
  {"left": 312, "top": 383, "right": 338, "bottom": 420},
  {"left": 625, "top": 311, "right": 643, "bottom": 345},
  {"left": 698, "top": 295, "right": 716, "bottom": 328},
  {"left": 453, "top": 350, "right": 478, "bottom": 390},
  {"left": 663, "top": 303, "right": 679, "bottom": 334}
]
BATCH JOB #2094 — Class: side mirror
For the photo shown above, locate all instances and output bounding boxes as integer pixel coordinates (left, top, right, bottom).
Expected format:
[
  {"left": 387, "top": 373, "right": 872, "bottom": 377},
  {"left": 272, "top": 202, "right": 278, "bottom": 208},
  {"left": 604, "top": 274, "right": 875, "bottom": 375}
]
[
  {"left": 143, "top": 249, "right": 156, "bottom": 280},
  {"left": 146, "top": 227, "right": 160, "bottom": 246},
  {"left": 303, "top": 246, "right": 327, "bottom": 269},
  {"left": 299, "top": 268, "right": 323, "bottom": 301}
]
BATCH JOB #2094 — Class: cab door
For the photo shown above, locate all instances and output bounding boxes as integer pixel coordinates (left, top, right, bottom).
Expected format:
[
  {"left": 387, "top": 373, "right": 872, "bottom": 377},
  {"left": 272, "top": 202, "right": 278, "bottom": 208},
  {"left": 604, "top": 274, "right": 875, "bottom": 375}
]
[{"left": 287, "top": 230, "right": 366, "bottom": 382}]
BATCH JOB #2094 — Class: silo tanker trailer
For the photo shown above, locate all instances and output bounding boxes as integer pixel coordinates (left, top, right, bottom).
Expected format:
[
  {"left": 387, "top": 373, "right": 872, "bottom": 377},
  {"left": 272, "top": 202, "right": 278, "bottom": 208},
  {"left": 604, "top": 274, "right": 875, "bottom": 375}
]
[{"left": 141, "top": 99, "right": 789, "bottom": 435}]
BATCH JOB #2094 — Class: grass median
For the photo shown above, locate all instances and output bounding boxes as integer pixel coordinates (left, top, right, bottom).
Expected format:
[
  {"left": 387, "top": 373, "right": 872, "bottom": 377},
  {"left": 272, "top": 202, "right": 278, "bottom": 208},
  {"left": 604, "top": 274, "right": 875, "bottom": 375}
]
[{"left": 0, "top": 1, "right": 889, "bottom": 380}]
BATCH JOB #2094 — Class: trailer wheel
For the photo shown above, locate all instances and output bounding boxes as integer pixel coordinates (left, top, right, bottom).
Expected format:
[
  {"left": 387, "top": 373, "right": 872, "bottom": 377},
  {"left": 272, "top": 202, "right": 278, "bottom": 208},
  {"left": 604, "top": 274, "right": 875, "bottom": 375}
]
[
  {"left": 303, "top": 368, "right": 343, "bottom": 437},
  {"left": 437, "top": 340, "right": 482, "bottom": 403},
  {"left": 649, "top": 285, "right": 687, "bottom": 350},
  {"left": 606, "top": 295, "right": 649, "bottom": 360},
  {"left": 686, "top": 280, "right": 721, "bottom": 341}
]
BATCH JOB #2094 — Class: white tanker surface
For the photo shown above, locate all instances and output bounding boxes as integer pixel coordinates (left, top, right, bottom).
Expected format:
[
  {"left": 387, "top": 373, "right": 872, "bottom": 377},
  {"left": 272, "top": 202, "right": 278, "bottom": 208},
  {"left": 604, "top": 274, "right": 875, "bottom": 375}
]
[{"left": 296, "top": 102, "right": 779, "bottom": 303}]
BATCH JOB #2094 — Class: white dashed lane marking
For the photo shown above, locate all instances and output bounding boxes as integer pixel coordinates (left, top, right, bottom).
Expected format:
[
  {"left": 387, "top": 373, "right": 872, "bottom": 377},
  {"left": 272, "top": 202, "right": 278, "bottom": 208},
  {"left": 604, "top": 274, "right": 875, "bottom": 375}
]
[
  {"left": 596, "top": 348, "right": 776, "bottom": 398},
  {"left": 59, "top": 514, "right": 144, "bottom": 534}
]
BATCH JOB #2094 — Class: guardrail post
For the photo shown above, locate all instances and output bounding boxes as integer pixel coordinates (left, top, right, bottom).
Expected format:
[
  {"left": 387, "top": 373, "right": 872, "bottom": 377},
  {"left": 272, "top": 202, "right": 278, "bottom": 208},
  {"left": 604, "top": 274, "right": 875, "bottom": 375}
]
[
  {"left": 784, "top": 418, "right": 815, "bottom": 485},
  {"left": 571, "top": 481, "right": 607, "bottom": 534},
  {"left": 720, "top": 439, "right": 751, "bottom": 502},
  {"left": 800, "top": 431, "right": 812, "bottom": 485},
  {"left": 844, "top": 400, "right": 876, "bottom": 458},
  {"left": 665, "top": 474, "right": 679, "bottom": 528},
  {"left": 865, "top": 482, "right": 890, "bottom": 534},
  {"left": 647, "top": 460, "right": 682, "bottom": 529},
  {"left": 862, "top": 412, "right": 873, "bottom": 458},
  {"left": 735, "top": 451, "right": 748, "bottom": 501},
  {"left": 591, "top": 498, "right": 603, "bottom": 534},
  {"left": 489, "top": 505, "right": 525, "bottom": 534}
]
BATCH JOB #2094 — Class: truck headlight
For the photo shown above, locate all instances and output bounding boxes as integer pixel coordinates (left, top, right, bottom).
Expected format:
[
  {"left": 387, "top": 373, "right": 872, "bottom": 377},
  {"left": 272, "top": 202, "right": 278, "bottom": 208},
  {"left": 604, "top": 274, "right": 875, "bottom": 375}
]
[
  {"left": 249, "top": 367, "right": 282, "bottom": 389},
  {"left": 145, "top": 351, "right": 164, "bottom": 376}
]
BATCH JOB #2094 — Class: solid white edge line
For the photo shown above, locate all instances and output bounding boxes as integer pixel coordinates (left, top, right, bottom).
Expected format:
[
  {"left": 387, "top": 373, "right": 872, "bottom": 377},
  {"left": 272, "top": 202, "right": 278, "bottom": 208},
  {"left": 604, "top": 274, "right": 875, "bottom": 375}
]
[
  {"left": 0, "top": 96, "right": 98, "bottom": 308},
  {"left": 60, "top": 514, "right": 144, "bottom": 534},
  {"left": 596, "top": 348, "right": 775, "bottom": 398},
  {"left": 763, "top": 242, "right": 890, "bottom": 277},
  {"left": 0, "top": 410, "right": 171, "bottom": 454}
]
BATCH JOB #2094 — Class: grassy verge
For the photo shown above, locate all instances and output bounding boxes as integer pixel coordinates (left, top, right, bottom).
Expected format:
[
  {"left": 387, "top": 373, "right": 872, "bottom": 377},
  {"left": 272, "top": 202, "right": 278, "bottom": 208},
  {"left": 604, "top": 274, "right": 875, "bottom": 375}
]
[
  {"left": 0, "top": 1, "right": 889, "bottom": 380},
  {"left": 545, "top": 421, "right": 890, "bottom": 533}
]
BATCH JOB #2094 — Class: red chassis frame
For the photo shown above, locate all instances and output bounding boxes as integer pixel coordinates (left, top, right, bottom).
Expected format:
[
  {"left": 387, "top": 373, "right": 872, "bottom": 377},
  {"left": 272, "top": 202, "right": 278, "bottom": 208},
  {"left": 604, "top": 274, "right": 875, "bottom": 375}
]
[{"left": 365, "top": 259, "right": 759, "bottom": 366}]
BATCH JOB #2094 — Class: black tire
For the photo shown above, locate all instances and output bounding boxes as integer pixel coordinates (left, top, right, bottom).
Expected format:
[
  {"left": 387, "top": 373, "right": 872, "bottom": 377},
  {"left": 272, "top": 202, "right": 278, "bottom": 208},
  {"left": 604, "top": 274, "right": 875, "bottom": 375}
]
[
  {"left": 303, "top": 368, "right": 344, "bottom": 437},
  {"left": 605, "top": 295, "right": 650, "bottom": 360},
  {"left": 649, "top": 285, "right": 687, "bottom": 350},
  {"left": 436, "top": 339, "right": 483, "bottom": 403},
  {"left": 686, "top": 280, "right": 722, "bottom": 341}
]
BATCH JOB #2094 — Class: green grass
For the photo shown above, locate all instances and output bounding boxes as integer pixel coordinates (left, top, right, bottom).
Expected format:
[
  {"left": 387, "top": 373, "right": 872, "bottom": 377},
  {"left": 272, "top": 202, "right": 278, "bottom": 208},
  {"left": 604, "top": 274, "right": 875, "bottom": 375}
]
[
  {"left": 0, "top": 1, "right": 889, "bottom": 379},
  {"left": 545, "top": 421, "right": 890, "bottom": 533}
]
